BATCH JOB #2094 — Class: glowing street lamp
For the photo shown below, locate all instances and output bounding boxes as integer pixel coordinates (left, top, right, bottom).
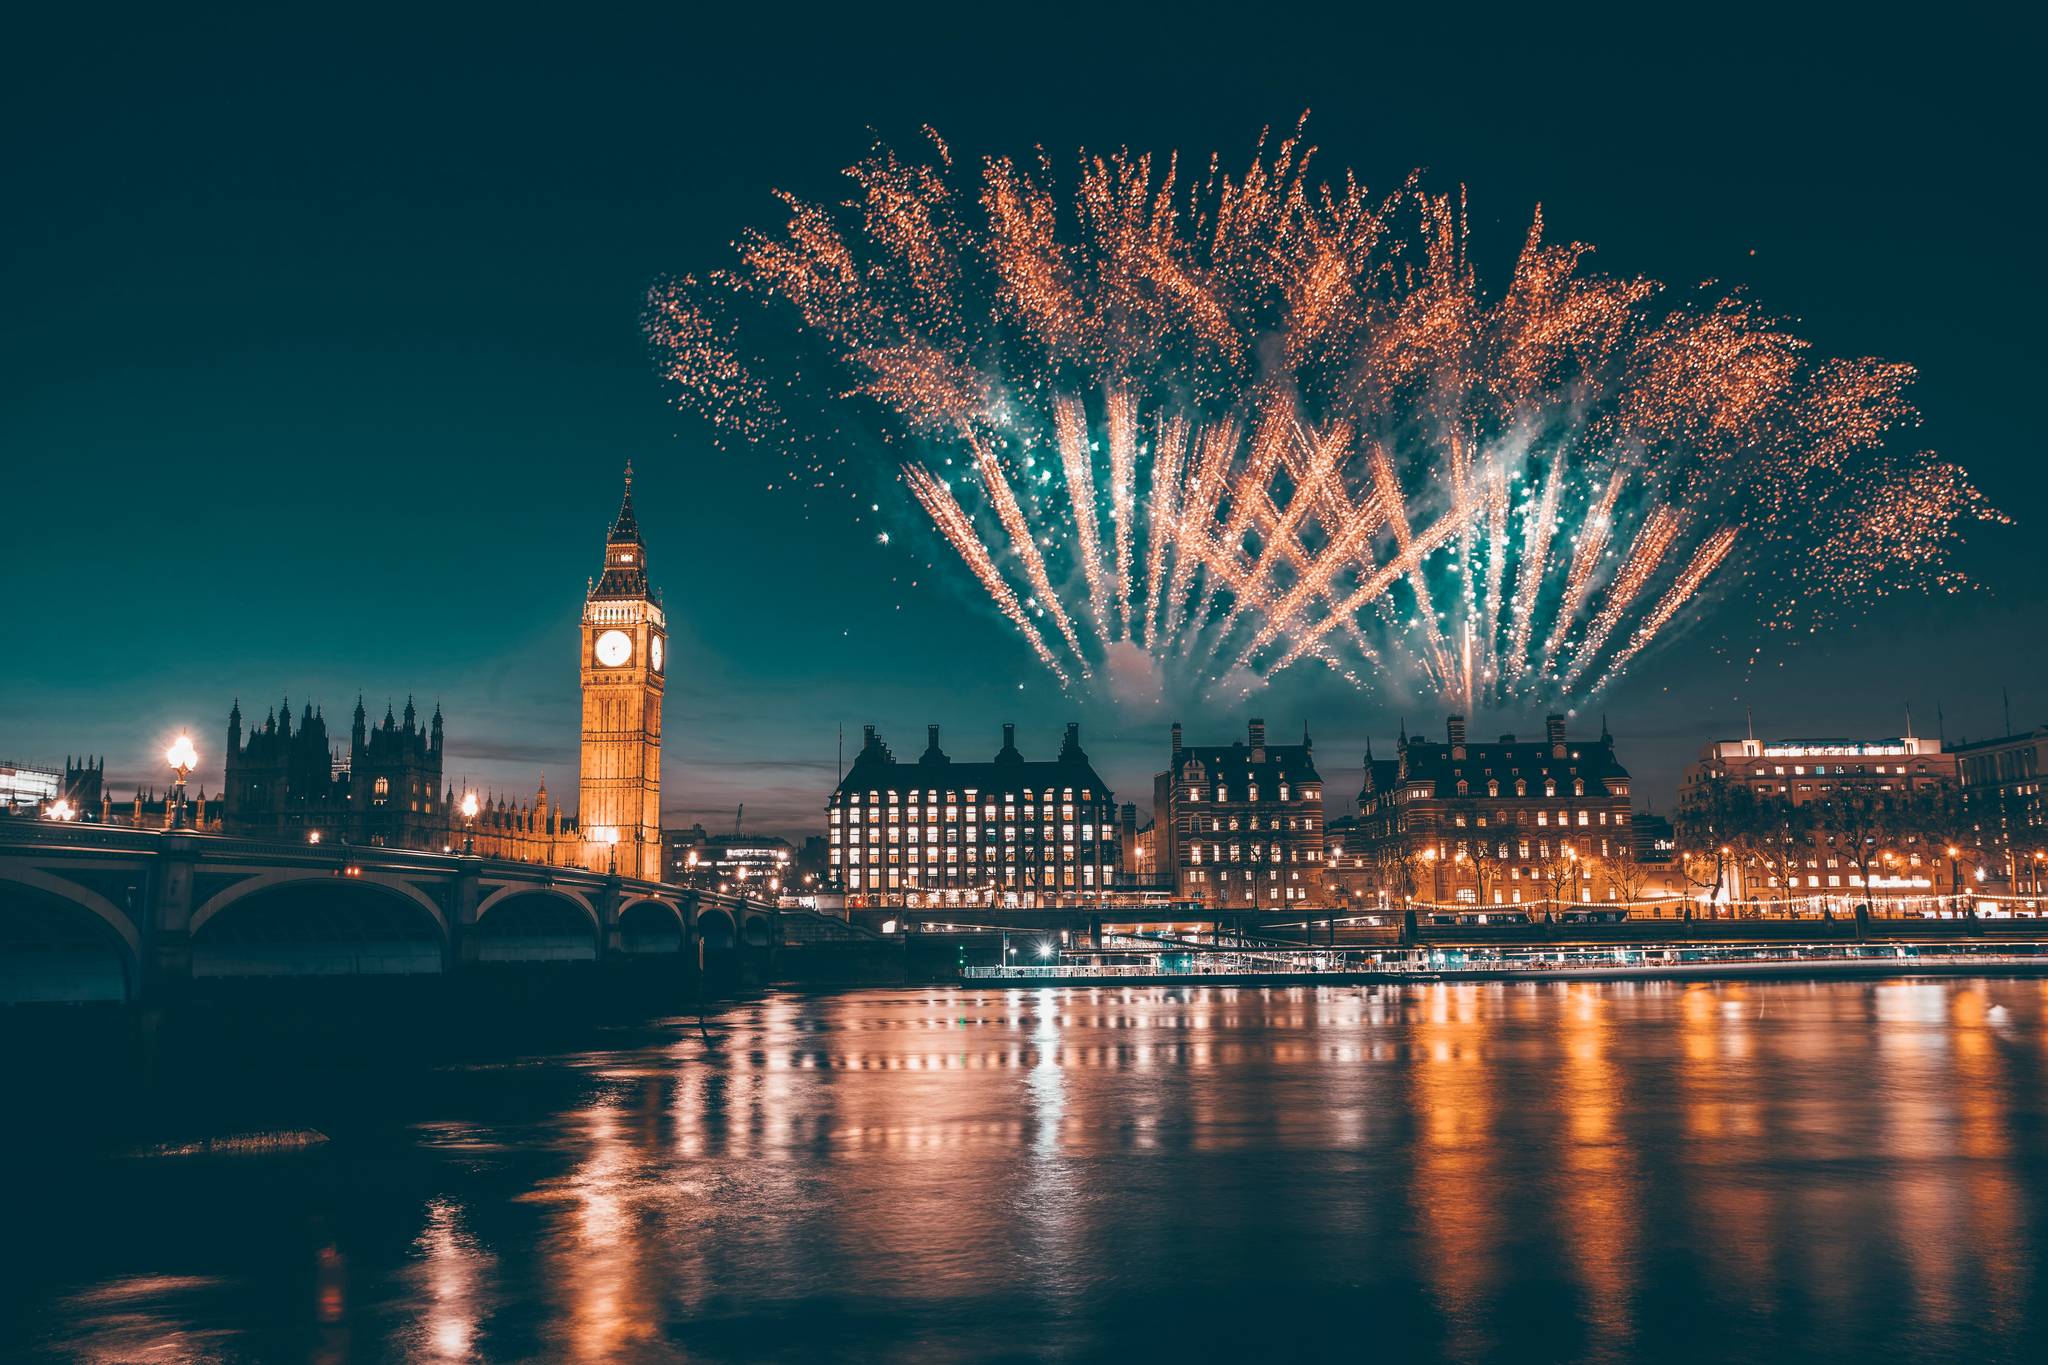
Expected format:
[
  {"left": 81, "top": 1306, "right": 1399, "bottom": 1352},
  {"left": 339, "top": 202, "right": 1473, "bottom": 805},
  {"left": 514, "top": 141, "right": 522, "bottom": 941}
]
[
  {"left": 165, "top": 734, "right": 198, "bottom": 829},
  {"left": 460, "top": 791, "right": 479, "bottom": 854},
  {"left": 604, "top": 825, "right": 621, "bottom": 875},
  {"left": 48, "top": 798, "right": 77, "bottom": 822}
]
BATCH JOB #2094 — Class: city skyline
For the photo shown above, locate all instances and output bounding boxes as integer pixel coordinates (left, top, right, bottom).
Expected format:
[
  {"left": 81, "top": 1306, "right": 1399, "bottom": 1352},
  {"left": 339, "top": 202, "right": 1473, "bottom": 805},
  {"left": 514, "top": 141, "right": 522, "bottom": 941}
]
[{"left": 5, "top": 15, "right": 2043, "bottom": 836}]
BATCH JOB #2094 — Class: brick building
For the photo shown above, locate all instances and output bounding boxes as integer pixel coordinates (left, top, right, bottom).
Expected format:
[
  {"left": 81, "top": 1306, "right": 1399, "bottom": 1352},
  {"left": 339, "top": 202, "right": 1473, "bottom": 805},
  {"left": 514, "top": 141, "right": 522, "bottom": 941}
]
[
  {"left": 1151, "top": 718, "right": 1325, "bottom": 909},
  {"left": 1356, "top": 714, "right": 1636, "bottom": 913}
]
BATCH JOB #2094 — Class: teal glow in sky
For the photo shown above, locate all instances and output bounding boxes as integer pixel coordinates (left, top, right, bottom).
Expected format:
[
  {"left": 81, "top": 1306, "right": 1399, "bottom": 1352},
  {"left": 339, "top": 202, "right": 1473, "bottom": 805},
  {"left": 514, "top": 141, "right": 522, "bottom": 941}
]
[{"left": 3, "top": 12, "right": 2041, "bottom": 832}]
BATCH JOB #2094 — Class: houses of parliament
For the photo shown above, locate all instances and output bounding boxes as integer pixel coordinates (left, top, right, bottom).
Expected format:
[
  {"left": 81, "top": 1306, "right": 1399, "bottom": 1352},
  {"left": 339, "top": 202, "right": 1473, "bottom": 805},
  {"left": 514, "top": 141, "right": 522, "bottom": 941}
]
[{"left": 77, "top": 469, "right": 670, "bottom": 880}]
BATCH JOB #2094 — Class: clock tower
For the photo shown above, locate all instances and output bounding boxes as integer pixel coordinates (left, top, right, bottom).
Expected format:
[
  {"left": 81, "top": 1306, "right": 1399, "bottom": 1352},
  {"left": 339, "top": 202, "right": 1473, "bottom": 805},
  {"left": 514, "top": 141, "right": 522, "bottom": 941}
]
[{"left": 578, "top": 463, "right": 666, "bottom": 880}]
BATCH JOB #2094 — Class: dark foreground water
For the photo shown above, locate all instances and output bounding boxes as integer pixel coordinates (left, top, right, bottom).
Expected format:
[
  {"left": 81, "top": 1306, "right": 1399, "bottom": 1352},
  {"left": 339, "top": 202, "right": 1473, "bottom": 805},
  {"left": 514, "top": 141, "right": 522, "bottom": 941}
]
[{"left": 8, "top": 978, "right": 2048, "bottom": 1362}]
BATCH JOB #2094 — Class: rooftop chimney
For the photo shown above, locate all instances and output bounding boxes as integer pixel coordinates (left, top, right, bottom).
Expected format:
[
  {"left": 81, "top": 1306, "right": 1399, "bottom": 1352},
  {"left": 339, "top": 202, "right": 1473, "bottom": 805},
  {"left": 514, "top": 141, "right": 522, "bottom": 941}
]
[
  {"left": 996, "top": 722, "right": 1022, "bottom": 764},
  {"left": 1546, "top": 713, "right": 1567, "bottom": 756}
]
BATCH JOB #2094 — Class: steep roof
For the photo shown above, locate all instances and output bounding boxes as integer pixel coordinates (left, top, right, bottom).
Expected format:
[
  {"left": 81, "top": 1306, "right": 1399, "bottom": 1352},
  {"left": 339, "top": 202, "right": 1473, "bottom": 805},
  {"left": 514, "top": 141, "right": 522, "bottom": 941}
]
[
  {"left": 1385, "top": 733, "right": 1630, "bottom": 798},
  {"left": 1169, "top": 740, "right": 1321, "bottom": 790},
  {"left": 834, "top": 724, "right": 1114, "bottom": 800}
]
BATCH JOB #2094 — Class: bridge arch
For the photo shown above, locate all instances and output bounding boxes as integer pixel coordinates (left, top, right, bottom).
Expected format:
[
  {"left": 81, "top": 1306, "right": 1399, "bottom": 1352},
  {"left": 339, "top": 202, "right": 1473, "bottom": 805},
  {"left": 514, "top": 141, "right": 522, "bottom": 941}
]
[
  {"left": 190, "top": 874, "right": 447, "bottom": 978},
  {"left": 192, "top": 868, "right": 448, "bottom": 940},
  {"left": 471, "top": 886, "right": 600, "bottom": 963},
  {"left": 697, "top": 905, "right": 737, "bottom": 952},
  {"left": 0, "top": 864, "right": 141, "bottom": 1003},
  {"left": 474, "top": 883, "right": 598, "bottom": 932},
  {"left": 618, "top": 897, "right": 685, "bottom": 954}
]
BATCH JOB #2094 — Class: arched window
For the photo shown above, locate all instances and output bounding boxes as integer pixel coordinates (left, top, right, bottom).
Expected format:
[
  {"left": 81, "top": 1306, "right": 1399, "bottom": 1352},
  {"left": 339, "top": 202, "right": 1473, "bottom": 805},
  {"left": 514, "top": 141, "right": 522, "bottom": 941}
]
[
  {"left": 1456, "top": 780, "right": 1469, "bottom": 797},
  {"left": 373, "top": 776, "right": 390, "bottom": 804}
]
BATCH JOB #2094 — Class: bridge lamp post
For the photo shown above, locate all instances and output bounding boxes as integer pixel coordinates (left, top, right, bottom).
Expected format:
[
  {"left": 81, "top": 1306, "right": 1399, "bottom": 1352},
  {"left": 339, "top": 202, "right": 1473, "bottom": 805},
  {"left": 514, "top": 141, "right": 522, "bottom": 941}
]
[
  {"left": 460, "top": 791, "right": 479, "bottom": 855},
  {"left": 604, "top": 826, "right": 620, "bottom": 876},
  {"left": 165, "top": 735, "right": 198, "bottom": 830},
  {"left": 48, "top": 798, "right": 77, "bottom": 822}
]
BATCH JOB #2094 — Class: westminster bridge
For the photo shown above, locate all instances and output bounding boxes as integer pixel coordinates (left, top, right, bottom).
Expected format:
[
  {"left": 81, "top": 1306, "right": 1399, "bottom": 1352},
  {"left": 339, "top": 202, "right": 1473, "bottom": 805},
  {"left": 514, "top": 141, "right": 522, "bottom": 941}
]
[{"left": 0, "top": 819, "right": 777, "bottom": 1006}]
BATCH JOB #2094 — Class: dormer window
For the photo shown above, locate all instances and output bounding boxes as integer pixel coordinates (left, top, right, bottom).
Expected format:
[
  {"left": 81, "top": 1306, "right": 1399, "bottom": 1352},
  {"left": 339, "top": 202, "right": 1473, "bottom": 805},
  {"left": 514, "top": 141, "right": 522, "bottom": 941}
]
[
  {"left": 1488, "top": 780, "right": 1500, "bottom": 797},
  {"left": 1573, "top": 779, "right": 1585, "bottom": 796},
  {"left": 1515, "top": 780, "right": 1527, "bottom": 797},
  {"left": 1544, "top": 780, "right": 1557, "bottom": 797}
]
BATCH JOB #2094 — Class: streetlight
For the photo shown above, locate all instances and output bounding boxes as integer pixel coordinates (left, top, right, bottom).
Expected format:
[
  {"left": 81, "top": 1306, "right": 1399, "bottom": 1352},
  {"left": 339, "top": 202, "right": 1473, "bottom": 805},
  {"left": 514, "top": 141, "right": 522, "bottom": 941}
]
[
  {"left": 604, "top": 826, "right": 620, "bottom": 875},
  {"left": 460, "top": 791, "right": 479, "bottom": 855},
  {"left": 165, "top": 734, "right": 198, "bottom": 830},
  {"left": 48, "top": 798, "right": 77, "bottom": 822}
]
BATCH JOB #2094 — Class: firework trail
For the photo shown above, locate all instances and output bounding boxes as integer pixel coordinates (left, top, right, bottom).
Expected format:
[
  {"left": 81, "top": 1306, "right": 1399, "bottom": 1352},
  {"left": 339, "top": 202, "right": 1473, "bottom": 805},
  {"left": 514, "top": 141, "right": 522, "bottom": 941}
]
[{"left": 649, "top": 119, "right": 2006, "bottom": 705}]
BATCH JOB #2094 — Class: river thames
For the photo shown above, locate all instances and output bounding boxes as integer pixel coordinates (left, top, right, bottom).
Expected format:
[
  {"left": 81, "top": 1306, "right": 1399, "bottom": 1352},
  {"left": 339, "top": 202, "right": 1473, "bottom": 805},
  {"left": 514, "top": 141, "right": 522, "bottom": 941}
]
[{"left": 8, "top": 978, "right": 2048, "bottom": 1362}]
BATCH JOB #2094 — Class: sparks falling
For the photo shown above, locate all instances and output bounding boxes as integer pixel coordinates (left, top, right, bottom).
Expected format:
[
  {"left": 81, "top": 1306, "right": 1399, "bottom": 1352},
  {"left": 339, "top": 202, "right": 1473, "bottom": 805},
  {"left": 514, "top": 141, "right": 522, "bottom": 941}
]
[{"left": 649, "top": 119, "right": 2005, "bottom": 704}]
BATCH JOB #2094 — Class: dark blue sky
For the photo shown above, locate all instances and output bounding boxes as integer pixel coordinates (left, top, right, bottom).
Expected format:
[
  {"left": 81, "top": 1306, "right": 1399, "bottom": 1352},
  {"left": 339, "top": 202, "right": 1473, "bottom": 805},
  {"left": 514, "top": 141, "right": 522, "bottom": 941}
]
[{"left": 4, "top": 11, "right": 2041, "bottom": 832}]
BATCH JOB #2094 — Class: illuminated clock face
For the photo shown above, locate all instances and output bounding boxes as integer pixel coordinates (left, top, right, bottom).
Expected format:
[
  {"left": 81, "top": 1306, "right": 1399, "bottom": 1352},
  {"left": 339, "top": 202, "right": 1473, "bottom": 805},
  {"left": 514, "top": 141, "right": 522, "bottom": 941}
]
[
  {"left": 594, "top": 629, "right": 633, "bottom": 667},
  {"left": 651, "top": 635, "right": 665, "bottom": 673}
]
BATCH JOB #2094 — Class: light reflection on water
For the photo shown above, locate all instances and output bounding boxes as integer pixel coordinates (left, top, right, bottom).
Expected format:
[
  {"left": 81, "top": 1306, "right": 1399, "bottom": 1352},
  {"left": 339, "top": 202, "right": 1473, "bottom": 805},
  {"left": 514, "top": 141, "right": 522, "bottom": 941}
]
[{"left": 9, "top": 979, "right": 2048, "bottom": 1362}]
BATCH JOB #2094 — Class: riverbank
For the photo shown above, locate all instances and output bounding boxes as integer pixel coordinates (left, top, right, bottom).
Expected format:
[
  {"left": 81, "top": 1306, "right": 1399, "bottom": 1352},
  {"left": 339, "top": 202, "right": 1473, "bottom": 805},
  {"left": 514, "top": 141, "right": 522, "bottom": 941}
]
[{"left": 958, "top": 940, "right": 2048, "bottom": 988}]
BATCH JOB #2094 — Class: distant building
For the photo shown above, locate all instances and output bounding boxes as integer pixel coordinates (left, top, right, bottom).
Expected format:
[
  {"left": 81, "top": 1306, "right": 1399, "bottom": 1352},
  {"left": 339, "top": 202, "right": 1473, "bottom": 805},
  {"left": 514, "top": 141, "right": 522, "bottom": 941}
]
[
  {"left": 1679, "top": 735, "right": 1955, "bottom": 811},
  {"left": 1954, "top": 725, "right": 2048, "bottom": 891},
  {"left": 1, "top": 761, "right": 61, "bottom": 811},
  {"left": 666, "top": 824, "right": 794, "bottom": 893},
  {"left": 1632, "top": 811, "right": 1677, "bottom": 864},
  {"left": 1152, "top": 718, "right": 1326, "bottom": 909},
  {"left": 223, "top": 694, "right": 447, "bottom": 850},
  {"left": 828, "top": 722, "right": 1119, "bottom": 909},
  {"left": 1676, "top": 732, "right": 1960, "bottom": 899},
  {"left": 1320, "top": 813, "right": 1378, "bottom": 909},
  {"left": 62, "top": 757, "right": 105, "bottom": 814},
  {"left": 1356, "top": 714, "right": 1636, "bottom": 910}
]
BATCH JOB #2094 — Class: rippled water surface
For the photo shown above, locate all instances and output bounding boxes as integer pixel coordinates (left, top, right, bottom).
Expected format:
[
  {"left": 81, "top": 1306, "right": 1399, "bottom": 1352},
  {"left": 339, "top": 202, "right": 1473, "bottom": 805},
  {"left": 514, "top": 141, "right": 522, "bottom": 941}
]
[{"left": 9, "top": 979, "right": 2048, "bottom": 1362}]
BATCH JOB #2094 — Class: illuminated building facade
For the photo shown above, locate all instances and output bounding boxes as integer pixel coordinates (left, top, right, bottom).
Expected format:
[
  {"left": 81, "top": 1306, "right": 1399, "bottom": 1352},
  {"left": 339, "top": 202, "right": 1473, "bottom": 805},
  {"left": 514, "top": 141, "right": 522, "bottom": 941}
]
[
  {"left": 666, "top": 825, "right": 794, "bottom": 893},
  {"left": 828, "top": 722, "right": 1119, "bottom": 908},
  {"left": 1152, "top": 718, "right": 1325, "bottom": 909},
  {"left": 1, "top": 762, "right": 61, "bottom": 812},
  {"left": 577, "top": 465, "right": 666, "bottom": 880},
  {"left": 1954, "top": 725, "right": 2048, "bottom": 891},
  {"left": 460, "top": 777, "right": 581, "bottom": 865},
  {"left": 1678, "top": 733, "right": 1958, "bottom": 897},
  {"left": 1356, "top": 715, "right": 1635, "bottom": 909},
  {"left": 1679, "top": 734, "right": 1955, "bottom": 809}
]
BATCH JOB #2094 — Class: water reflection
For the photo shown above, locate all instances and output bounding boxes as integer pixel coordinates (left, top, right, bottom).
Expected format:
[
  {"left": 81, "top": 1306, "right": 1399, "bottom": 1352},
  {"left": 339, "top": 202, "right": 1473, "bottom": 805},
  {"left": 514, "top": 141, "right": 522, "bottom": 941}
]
[{"left": 12, "top": 979, "right": 2048, "bottom": 1362}]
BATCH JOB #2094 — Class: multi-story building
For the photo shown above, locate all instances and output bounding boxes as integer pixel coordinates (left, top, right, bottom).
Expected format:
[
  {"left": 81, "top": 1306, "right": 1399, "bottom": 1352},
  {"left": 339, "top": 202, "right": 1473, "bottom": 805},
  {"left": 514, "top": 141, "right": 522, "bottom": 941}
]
[
  {"left": 666, "top": 825, "right": 795, "bottom": 893},
  {"left": 460, "top": 777, "right": 580, "bottom": 865},
  {"left": 1954, "top": 725, "right": 2048, "bottom": 892},
  {"left": 828, "top": 722, "right": 1119, "bottom": 909},
  {"left": 1679, "top": 734, "right": 1955, "bottom": 810},
  {"left": 223, "top": 694, "right": 448, "bottom": 849},
  {"left": 1676, "top": 732, "right": 1959, "bottom": 899},
  {"left": 1152, "top": 718, "right": 1325, "bottom": 909},
  {"left": 1356, "top": 714, "right": 1635, "bottom": 911},
  {"left": 1, "top": 761, "right": 61, "bottom": 812}
]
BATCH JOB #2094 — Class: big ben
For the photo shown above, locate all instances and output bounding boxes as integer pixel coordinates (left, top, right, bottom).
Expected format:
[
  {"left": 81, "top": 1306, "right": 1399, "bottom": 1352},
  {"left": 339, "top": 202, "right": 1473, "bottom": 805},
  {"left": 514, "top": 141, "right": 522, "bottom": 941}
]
[{"left": 578, "top": 462, "right": 665, "bottom": 879}]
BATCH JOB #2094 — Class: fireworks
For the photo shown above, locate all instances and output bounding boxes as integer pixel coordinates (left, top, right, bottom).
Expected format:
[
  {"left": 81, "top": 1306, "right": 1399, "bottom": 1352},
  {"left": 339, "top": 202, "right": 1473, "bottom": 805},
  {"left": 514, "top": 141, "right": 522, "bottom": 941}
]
[{"left": 649, "top": 119, "right": 2005, "bottom": 704}]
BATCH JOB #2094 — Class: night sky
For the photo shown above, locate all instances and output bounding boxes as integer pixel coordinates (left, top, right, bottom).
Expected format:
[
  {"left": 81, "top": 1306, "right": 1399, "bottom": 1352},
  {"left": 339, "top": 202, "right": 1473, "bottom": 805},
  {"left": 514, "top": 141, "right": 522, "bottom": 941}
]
[{"left": 5, "top": 12, "right": 2041, "bottom": 834}]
